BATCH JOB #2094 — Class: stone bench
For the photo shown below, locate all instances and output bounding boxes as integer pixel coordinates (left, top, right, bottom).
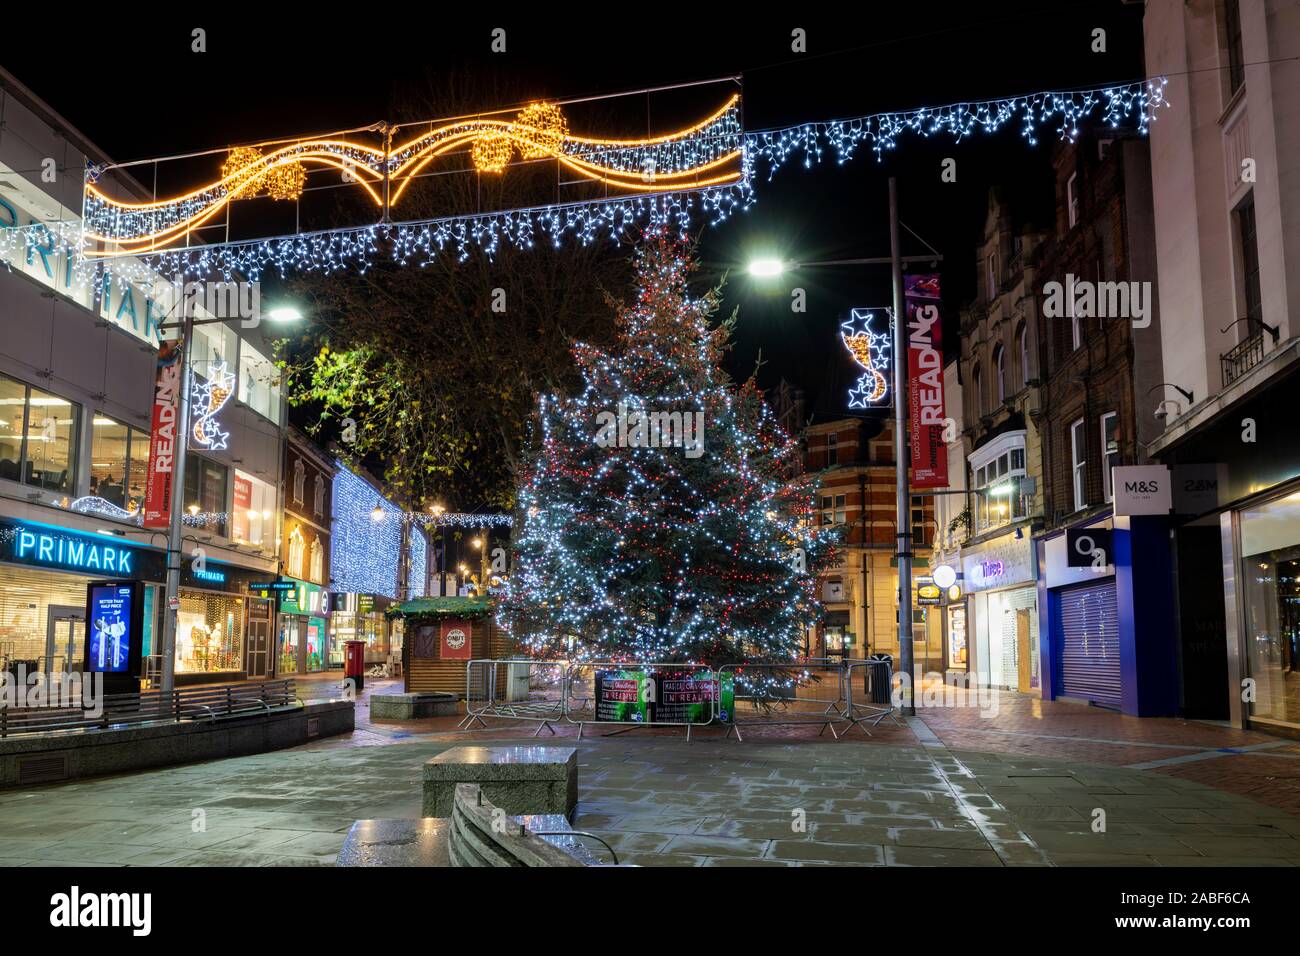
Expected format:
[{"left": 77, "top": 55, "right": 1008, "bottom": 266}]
[
  {"left": 422, "top": 745, "right": 577, "bottom": 820},
  {"left": 337, "top": 783, "right": 607, "bottom": 867},
  {"left": 370, "top": 692, "right": 458, "bottom": 721}
]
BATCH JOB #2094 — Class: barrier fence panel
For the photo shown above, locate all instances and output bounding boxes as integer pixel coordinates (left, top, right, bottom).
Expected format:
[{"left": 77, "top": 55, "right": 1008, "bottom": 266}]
[
  {"left": 459, "top": 659, "right": 570, "bottom": 736},
  {"left": 717, "top": 660, "right": 850, "bottom": 741},
  {"left": 841, "top": 658, "right": 900, "bottom": 736},
  {"left": 564, "top": 662, "right": 717, "bottom": 742}
]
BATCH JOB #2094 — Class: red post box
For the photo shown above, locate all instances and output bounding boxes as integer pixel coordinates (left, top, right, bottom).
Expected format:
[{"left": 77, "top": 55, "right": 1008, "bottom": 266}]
[{"left": 344, "top": 639, "right": 366, "bottom": 692}]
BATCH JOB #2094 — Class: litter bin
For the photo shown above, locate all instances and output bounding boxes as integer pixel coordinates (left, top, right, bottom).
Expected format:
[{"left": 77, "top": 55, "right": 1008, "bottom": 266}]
[
  {"left": 864, "top": 654, "right": 893, "bottom": 706},
  {"left": 344, "top": 639, "right": 366, "bottom": 692}
]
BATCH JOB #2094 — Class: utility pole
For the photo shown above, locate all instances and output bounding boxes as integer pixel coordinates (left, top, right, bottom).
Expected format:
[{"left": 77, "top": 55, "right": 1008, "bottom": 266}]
[
  {"left": 159, "top": 298, "right": 194, "bottom": 703},
  {"left": 889, "top": 176, "right": 916, "bottom": 717}
]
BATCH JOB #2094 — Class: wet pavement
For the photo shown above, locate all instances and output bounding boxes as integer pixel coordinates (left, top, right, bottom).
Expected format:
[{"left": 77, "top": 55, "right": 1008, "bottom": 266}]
[{"left": 2, "top": 727, "right": 1299, "bottom": 867}]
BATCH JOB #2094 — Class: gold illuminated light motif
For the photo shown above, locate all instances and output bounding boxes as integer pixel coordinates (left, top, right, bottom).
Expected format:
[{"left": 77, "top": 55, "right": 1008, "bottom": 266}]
[
  {"left": 841, "top": 309, "right": 891, "bottom": 408},
  {"left": 81, "top": 96, "right": 744, "bottom": 257},
  {"left": 191, "top": 362, "right": 236, "bottom": 451}
]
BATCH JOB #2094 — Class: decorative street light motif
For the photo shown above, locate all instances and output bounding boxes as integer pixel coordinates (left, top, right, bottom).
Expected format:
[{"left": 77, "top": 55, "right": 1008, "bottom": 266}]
[
  {"left": 190, "top": 361, "right": 236, "bottom": 450},
  {"left": 841, "top": 308, "right": 892, "bottom": 409}
]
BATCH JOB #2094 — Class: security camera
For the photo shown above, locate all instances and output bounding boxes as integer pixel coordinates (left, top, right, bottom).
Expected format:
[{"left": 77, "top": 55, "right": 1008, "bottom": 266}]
[{"left": 1154, "top": 400, "right": 1181, "bottom": 421}]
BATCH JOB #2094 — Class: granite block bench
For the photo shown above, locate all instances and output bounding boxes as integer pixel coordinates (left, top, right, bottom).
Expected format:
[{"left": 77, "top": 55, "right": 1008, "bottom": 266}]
[
  {"left": 422, "top": 745, "right": 578, "bottom": 820},
  {"left": 337, "top": 783, "right": 611, "bottom": 867},
  {"left": 370, "top": 692, "right": 458, "bottom": 721}
]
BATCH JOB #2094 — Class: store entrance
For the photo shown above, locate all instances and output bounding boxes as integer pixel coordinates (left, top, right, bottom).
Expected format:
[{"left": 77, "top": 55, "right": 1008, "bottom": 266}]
[
  {"left": 246, "top": 599, "right": 271, "bottom": 679},
  {"left": 45, "top": 605, "right": 85, "bottom": 674}
]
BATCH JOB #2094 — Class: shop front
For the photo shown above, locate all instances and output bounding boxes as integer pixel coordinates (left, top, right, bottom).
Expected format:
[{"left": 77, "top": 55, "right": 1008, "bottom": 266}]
[
  {"left": 276, "top": 578, "right": 328, "bottom": 675},
  {"left": 0, "top": 517, "right": 163, "bottom": 676},
  {"left": 962, "top": 533, "right": 1039, "bottom": 693},
  {"left": 1037, "top": 508, "right": 1178, "bottom": 717},
  {"left": 173, "top": 560, "right": 276, "bottom": 685},
  {"left": 328, "top": 593, "right": 394, "bottom": 667}
]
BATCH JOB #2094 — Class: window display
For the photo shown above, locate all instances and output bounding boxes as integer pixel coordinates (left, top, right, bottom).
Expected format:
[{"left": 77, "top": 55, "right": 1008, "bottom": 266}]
[
  {"left": 90, "top": 415, "right": 150, "bottom": 513},
  {"left": 1240, "top": 491, "right": 1300, "bottom": 727},
  {"left": 175, "top": 591, "right": 245, "bottom": 673}
]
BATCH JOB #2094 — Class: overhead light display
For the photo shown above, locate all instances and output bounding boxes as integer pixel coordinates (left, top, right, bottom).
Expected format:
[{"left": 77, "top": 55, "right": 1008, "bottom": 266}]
[{"left": 190, "top": 362, "right": 236, "bottom": 450}]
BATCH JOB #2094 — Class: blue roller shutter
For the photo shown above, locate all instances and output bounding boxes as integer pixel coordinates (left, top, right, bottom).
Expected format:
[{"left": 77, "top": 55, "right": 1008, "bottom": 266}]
[{"left": 1057, "top": 581, "right": 1121, "bottom": 708}]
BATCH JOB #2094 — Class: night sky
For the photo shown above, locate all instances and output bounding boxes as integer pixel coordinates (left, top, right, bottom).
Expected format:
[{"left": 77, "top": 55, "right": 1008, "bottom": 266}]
[{"left": 6, "top": 2, "right": 1146, "bottom": 415}]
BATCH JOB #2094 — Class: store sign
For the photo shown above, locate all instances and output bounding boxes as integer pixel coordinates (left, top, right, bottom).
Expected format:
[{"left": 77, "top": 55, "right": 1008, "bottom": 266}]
[
  {"left": 906, "top": 274, "right": 948, "bottom": 489},
  {"left": 1112, "top": 464, "right": 1171, "bottom": 516},
  {"left": 439, "top": 618, "right": 473, "bottom": 660},
  {"left": 961, "top": 534, "right": 1035, "bottom": 592},
  {"left": 190, "top": 566, "right": 227, "bottom": 586},
  {"left": 143, "top": 338, "right": 184, "bottom": 529},
  {"left": 917, "top": 579, "right": 942, "bottom": 606},
  {"left": 0, "top": 176, "right": 163, "bottom": 351},
  {"left": 1066, "top": 527, "right": 1113, "bottom": 568},
  {"left": 2, "top": 520, "right": 160, "bottom": 578}
]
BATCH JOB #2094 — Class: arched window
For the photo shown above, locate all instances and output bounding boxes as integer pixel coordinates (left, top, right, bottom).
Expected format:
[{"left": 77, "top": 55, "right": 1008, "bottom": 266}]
[
  {"left": 313, "top": 474, "right": 325, "bottom": 516},
  {"left": 309, "top": 537, "right": 324, "bottom": 583},
  {"left": 292, "top": 458, "right": 305, "bottom": 505},
  {"left": 1016, "top": 322, "right": 1030, "bottom": 388},
  {"left": 972, "top": 363, "right": 982, "bottom": 415},
  {"left": 288, "top": 526, "right": 305, "bottom": 578},
  {"left": 994, "top": 345, "right": 1006, "bottom": 404}
]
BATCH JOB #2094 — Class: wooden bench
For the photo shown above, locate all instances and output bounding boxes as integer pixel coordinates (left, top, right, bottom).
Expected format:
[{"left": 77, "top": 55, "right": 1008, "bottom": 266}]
[{"left": 422, "top": 745, "right": 577, "bottom": 820}]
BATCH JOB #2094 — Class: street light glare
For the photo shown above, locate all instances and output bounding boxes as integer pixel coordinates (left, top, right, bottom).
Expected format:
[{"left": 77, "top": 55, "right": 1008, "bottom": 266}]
[
  {"left": 748, "top": 257, "right": 785, "bottom": 278},
  {"left": 266, "top": 306, "right": 303, "bottom": 323}
]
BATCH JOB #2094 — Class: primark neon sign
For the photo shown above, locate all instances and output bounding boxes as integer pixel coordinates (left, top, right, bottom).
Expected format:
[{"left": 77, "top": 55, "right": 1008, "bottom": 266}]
[{"left": 13, "top": 527, "right": 136, "bottom": 575}]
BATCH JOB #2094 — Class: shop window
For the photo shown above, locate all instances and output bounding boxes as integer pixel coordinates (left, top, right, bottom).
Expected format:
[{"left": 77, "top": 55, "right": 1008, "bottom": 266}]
[
  {"left": 238, "top": 340, "right": 282, "bottom": 422},
  {"left": 1100, "top": 412, "right": 1120, "bottom": 503},
  {"left": 175, "top": 591, "right": 245, "bottom": 673},
  {"left": 1239, "top": 491, "right": 1300, "bottom": 728},
  {"left": 232, "top": 469, "right": 275, "bottom": 548},
  {"left": 1070, "top": 418, "right": 1088, "bottom": 512},
  {"left": 0, "top": 373, "right": 79, "bottom": 494},
  {"left": 183, "top": 457, "right": 228, "bottom": 535},
  {"left": 90, "top": 414, "right": 150, "bottom": 514}
]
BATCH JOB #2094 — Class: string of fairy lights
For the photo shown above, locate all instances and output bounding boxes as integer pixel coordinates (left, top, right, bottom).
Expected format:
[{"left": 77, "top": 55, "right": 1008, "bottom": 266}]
[{"left": 0, "top": 78, "right": 1168, "bottom": 292}]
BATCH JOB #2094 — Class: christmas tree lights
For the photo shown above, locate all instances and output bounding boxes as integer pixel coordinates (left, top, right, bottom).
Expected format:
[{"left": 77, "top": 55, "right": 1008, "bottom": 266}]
[{"left": 497, "top": 231, "right": 838, "bottom": 667}]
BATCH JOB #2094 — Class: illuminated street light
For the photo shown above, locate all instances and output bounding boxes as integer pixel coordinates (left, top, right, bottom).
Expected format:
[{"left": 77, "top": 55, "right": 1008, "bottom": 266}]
[
  {"left": 747, "top": 257, "right": 785, "bottom": 278},
  {"left": 370, "top": 504, "right": 385, "bottom": 522}
]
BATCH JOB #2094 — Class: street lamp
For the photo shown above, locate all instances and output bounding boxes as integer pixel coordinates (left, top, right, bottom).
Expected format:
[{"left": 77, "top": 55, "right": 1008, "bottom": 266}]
[
  {"left": 370, "top": 504, "right": 385, "bottom": 522},
  {"left": 155, "top": 295, "right": 303, "bottom": 700},
  {"left": 743, "top": 178, "right": 942, "bottom": 716}
]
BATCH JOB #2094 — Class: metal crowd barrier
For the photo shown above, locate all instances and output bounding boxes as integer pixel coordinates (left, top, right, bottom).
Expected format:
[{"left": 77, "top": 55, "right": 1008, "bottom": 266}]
[
  {"left": 459, "top": 658, "right": 570, "bottom": 737},
  {"left": 840, "top": 657, "right": 900, "bottom": 736},
  {"left": 565, "top": 662, "right": 716, "bottom": 742},
  {"left": 716, "top": 659, "right": 849, "bottom": 741}
]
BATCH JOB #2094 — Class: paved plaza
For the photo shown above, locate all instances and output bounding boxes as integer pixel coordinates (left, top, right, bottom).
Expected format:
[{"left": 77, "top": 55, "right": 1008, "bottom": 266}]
[{"left": 2, "top": 680, "right": 1299, "bottom": 866}]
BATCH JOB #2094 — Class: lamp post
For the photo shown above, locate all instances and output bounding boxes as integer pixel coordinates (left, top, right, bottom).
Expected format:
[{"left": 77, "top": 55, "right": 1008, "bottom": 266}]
[
  {"left": 746, "top": 177, "right": 940, "bottom": 716},
  {"left": 155, "top": 301, "right": 302, "bottom": 699}
]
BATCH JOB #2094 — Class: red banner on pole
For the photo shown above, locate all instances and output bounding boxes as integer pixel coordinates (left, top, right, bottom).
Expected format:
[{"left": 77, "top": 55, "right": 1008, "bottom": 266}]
[
  {"left": 440, "top": 619, "right": 473, "bottom": 660},
  {"left": 906, "top": 275, "right": 948, "bottom": 489},
  {"left": 143, "top": 338, "right": 184, "bottom": 529}
]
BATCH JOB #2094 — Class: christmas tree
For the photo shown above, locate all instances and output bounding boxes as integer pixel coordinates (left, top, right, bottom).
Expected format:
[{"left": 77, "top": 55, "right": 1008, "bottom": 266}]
[{"left": 498, "top": 230, "right": 835, "bottom": 666}]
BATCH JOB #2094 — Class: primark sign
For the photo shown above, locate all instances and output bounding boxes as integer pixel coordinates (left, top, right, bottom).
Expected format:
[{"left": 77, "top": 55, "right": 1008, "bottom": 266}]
[
  {"left": 0, "top": 164, "right": 164, "bottom": 349},
  {"left": 0, "top": 519, "right": 164, "bottom": 579}
]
